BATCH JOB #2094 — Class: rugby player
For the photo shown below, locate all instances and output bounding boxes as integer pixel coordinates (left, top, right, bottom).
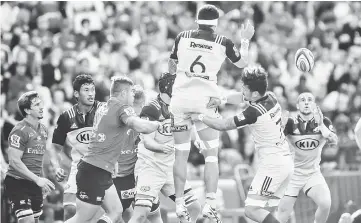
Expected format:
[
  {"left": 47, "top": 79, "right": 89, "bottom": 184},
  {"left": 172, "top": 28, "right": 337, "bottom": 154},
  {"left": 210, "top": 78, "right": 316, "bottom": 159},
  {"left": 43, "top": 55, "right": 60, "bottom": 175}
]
[
  {"left": 112, "top": 85, "right": 146, "bottom": 222},
  {"left": 192, "top": 67, "right": 293, "bottom": 223},
  {"left": 355, "top": 118, "right": 361, "bottom": 150},
  {"left": 4, "top": 91, "right": 55, "bottom": 223},
  {"left": 130, "top": 72, "right": 201, "bottom": 223},
  {"left": 51, "top": 74, "right": 104, "bottom": 221},
  {"left": 65, "top": 77, "right": 161, "bottom": 223},
  {"left": 276, "top": 92, "right": 338, "bottom": 223},
  {"left": 169, "top": 4, "right": 255, "bottom": 222}
]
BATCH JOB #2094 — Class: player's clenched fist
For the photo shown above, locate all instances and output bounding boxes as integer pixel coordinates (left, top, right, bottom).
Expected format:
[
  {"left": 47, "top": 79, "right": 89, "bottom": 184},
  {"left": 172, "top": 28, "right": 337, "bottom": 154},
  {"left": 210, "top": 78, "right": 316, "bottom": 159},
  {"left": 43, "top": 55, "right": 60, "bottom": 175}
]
[
  {"left": 36, "top": 177, "right": 55, "bottom": 192},
  {"left": 55, "top": 167, "right": 66, "bottom": 182},
  {"left": 240, "top": 20, "right": 255, "bottom": 40}
]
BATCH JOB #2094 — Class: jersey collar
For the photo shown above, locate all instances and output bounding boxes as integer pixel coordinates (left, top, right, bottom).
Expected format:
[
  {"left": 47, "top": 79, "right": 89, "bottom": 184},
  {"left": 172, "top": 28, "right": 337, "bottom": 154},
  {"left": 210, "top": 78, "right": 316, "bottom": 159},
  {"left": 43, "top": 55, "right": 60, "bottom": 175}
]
[
  {"left": 297, "top": 114, "right": 314, "bottom": 123},
  {"left": 75, "top": 102, "right": 96, "bottom": 115},
  {"left": 23, "top": 118, "right": 40, "bottom": 131},
  {"left": 253, "top": 94, "right": 269, "bottom": 103}
]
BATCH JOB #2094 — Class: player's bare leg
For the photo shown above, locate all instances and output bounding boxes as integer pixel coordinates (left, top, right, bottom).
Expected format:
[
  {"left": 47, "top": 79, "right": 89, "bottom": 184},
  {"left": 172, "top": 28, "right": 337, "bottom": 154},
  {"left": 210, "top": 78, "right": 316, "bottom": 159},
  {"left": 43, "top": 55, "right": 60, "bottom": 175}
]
[
  {"left": 197, "top": 126, "right": 221, "bottom": 223},
  {"left": 128, "top": 194, "right": 153, "bottom": 223},
  {"left": 172, "top": 118, "right": 192, "bottom": 222},
  {"left": 147, "top": 208, "right": 163, "bottom": 223},
  {"left": 63, "top": 193, "right": 77, "bottom": 220},
  {"left": 275, "top": 196, "right": 297, "bottom": 223},
  {"left": 244, "top": 195, "right": 281, "bottom": 223},
  {"left": 307, "top": 184, "right": 331, "bottom": 223},
  {"left": 123, "top": 207, "right": 134, "bottom": 222},
  {"left": 99, "top": 185, "right": 125, "bottom": 223},
  {"left": 65, "top": 199, "right": 102, "bottom": 223}
]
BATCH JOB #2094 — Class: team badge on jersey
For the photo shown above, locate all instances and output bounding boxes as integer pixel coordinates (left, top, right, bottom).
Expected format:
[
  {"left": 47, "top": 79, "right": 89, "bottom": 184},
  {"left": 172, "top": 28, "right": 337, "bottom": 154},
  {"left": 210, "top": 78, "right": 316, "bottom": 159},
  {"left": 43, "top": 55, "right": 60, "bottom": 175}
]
[
  {"left": 10, "top": 134, "right": 21, "bottom": 148},
  {"left": 237, "top": 113, "right": 245, "bottom": 121}
]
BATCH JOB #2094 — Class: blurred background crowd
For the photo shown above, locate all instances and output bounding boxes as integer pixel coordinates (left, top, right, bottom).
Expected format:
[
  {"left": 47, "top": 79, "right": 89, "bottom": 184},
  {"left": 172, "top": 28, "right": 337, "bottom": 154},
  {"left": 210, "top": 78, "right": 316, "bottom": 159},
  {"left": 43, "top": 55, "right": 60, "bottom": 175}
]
[{"left": 1, "top": 1, "right": 361, "bottom": 223}]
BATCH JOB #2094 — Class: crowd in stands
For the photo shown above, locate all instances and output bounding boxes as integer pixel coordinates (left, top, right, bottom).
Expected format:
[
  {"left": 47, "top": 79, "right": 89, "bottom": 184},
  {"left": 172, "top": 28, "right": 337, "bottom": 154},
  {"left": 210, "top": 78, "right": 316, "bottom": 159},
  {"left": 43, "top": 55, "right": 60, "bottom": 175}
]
[{"left": 1, "top": 1, "right": 361, "bottom": 222}]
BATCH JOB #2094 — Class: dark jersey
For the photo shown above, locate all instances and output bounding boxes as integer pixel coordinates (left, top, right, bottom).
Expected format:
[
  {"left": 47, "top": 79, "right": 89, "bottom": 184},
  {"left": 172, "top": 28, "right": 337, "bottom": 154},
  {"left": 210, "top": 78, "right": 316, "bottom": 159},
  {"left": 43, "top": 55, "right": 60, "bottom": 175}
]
[
  {"left": 284, "top": 115, "right": 335, "bottom": 174},
  {"left": 52, "top": 101, "right": 103, "bottom": 173},
  {"left": 83, "top": 98, "right": 138, "bottom": 173},
  {"left": 7, "top": 119, "right": 48, "bottom": 179}
]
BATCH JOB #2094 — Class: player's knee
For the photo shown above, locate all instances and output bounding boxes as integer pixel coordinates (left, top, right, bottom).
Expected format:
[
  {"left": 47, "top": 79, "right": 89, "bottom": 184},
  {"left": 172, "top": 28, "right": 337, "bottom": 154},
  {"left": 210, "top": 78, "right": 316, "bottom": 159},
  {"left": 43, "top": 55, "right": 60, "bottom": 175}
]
[
  {"left": 16, "top": 209, "right": 35, "bottom": 223},
  {"left": 317, "top": 197, "right": 331, "bottom": 211},
  {"left": 203, "top": 139, "right": 219, "bottom": 150},
  {"left": 64, "top": 204, "right": 77, "bottom": 220}
]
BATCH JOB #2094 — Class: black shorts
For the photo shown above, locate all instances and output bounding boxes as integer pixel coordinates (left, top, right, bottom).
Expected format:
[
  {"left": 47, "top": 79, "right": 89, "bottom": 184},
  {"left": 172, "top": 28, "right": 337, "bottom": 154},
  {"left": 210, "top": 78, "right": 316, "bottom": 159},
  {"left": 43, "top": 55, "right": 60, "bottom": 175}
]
[
  {"left": 113, "top": 173, "right": 135, "bottom": 210},
  {"left": 4, "top": 176, "right": 43, "bottom": 218},
  {"left": 76, "top": 160, "right": 113, "bottom": 205}
]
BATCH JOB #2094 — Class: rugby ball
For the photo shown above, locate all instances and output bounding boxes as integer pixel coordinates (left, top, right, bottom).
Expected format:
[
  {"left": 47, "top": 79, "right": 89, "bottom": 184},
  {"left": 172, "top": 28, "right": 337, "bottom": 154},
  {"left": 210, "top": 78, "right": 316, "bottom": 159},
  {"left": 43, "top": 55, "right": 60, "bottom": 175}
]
[{"left": 295, "top": 48, "right": 315, "bottom": 72}]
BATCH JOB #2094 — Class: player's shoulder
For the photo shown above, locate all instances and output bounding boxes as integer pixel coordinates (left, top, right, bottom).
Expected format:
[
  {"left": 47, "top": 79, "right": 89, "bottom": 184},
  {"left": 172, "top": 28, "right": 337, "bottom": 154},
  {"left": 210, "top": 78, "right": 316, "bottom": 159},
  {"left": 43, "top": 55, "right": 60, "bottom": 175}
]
[
  {"left": 62, "top": 105, "right": 77, "bottom": 120},
  {"left": 10, "top": 121, "right": 28, "bottom": 134},
  {"left": 95, "top": 100, "right": 106, "bottom": 109},
  {"left": 244, "top": 104, "right": 263, "bottom": 118}
]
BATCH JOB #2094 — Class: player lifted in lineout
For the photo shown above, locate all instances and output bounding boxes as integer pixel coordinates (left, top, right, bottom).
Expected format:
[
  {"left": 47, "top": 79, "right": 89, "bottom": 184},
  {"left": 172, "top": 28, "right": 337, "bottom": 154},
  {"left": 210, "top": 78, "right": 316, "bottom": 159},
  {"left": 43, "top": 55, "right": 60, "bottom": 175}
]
[
  {"left": 276, "top": 93, "right": 338, "bottom": 223},
  {"left": 193, "top": 67, "right": 293, "bottom": 223},
  {"left": 65, "top": 77, "right": 161, "bottom": 223},
  {"left": 129, "top": 72, "right": 201, "bottom": 223},
  {"left": 168, "top": 4, "right": 254, "bottom": 222},
  {"left": 4, "top": 91, "right": 55, "bottom": 223},
  {"left": 51, "top": 74, "right": 104, "bottom": 221}
]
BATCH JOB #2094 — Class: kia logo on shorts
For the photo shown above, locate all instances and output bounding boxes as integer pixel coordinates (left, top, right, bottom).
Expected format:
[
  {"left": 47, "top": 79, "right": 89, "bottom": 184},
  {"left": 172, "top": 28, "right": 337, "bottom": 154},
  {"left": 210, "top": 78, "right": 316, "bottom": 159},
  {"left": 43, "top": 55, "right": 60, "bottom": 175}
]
[
  {"left": 295, "top": 138, "right": 319, "bottom": 150},
  {"left": 76, "top": 130, "right": 92, "bottom": 144}
]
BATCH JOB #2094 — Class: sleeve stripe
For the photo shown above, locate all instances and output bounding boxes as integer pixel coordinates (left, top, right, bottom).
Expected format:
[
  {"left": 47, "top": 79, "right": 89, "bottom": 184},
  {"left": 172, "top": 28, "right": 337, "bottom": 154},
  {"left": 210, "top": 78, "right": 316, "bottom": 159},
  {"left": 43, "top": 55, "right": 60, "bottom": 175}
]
[
  {"left": 250, "top": 104, "right": 266, "bottom": 115},
  {"left": 255, "top": 104, "right": 267, "bottom": 114},
  {"left": 215, "top": 35, "right": 219, "bottom": 43},
  {"left": 150, "top": 100, "right": 161, "bottom": 109}
]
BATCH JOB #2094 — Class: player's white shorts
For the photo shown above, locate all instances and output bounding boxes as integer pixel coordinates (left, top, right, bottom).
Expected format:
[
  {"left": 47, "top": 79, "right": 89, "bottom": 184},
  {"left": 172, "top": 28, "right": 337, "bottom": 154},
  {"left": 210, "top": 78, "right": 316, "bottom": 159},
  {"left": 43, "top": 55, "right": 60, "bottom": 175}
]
[
  {"left": 170, "top": 94, "right": 220, "bottom": 131},
  {"left": 64, "top": 169, "right": 77, "bottom": 194},
  {"left": 284, "top": 170, "right": 327, "bottom": 197},
  {"left": 134, "top": 157, "right": 192, "bottom": 200},
  {"left": 245, "top": 155, "right": 294, "bottom": 208}
]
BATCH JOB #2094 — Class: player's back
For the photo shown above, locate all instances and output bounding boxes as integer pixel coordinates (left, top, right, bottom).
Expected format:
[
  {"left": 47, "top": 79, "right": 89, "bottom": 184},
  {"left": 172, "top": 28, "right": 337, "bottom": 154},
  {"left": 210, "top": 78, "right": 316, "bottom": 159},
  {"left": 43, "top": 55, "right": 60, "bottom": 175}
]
[
  {"left": 246, "top": 93, "right": 291, "bottom": 161},
  {"left": 284, "top": 116, "right": 331, "bottom": 174},
  {"left": 138, "top": 96, "right": 174, "bottom": 169},
  {"left": 83, "top": 98, "right": 136, "bottom": 173},
  {"left": 171, "top": 29, "right": 240, "bottom": 98}
]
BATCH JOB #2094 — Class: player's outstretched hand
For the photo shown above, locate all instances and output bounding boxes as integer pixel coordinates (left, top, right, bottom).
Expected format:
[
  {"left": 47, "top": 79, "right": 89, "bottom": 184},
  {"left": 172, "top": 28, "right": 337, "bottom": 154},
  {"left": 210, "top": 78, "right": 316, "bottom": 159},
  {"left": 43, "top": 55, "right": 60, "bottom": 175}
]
[
  {"left": 36, "top": 177, "right": 55, "bottom": 192},
  {"left": 55, "top": 168, "right": 66, "bottom": 182},
  {"left": 207, "top": 97, "right": 221, "bottom": 109},
  {"left": 240, "top": 20, "right": 255, "bottom": 40},
  {"left": 313, "top": 106, "right": 323, "bottom": 125},
  {"left": 162, "top": 144, "right": 175, "bottom": 154}
]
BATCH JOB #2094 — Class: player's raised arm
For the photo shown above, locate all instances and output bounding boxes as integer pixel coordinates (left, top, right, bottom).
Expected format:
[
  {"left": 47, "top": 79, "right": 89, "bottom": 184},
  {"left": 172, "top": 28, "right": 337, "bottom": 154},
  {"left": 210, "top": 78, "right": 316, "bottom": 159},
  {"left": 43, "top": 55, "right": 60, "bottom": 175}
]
[
  {"left": 355, "top": 118, "right": 361, "bottom": 150},
  {"left": 229, "top": 20, "right": 255, "bottom": 68},
  {"left": 168, "top": 31, "right": 182, "bottom": 74}
]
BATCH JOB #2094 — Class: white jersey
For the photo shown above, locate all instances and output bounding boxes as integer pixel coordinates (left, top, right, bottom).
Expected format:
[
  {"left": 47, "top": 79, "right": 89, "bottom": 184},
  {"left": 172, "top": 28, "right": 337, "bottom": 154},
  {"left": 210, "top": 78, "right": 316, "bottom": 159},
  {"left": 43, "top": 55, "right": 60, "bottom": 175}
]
[
  {"left": 170, "top": 29, "right": 241, "bottom": 98},
  {"left": 233, "top": 93, "right": 291, "bottom": 162},
  {"left": 138, "top": 96, "right": 174, "bottom": 169},
  {"left": 284, "top": 115, "right": 335, "bottom": 174}
]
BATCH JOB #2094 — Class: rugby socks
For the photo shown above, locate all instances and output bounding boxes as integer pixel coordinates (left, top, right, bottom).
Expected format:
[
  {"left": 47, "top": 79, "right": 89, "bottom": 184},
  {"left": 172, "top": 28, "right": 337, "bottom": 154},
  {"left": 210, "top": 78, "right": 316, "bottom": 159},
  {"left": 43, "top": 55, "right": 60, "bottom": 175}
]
[
  {"left": 262, "top": 213, "right": 280, "bottom": 223},
  {"left": 205, "top": 192, "right": 217, "bottom": 209}
]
